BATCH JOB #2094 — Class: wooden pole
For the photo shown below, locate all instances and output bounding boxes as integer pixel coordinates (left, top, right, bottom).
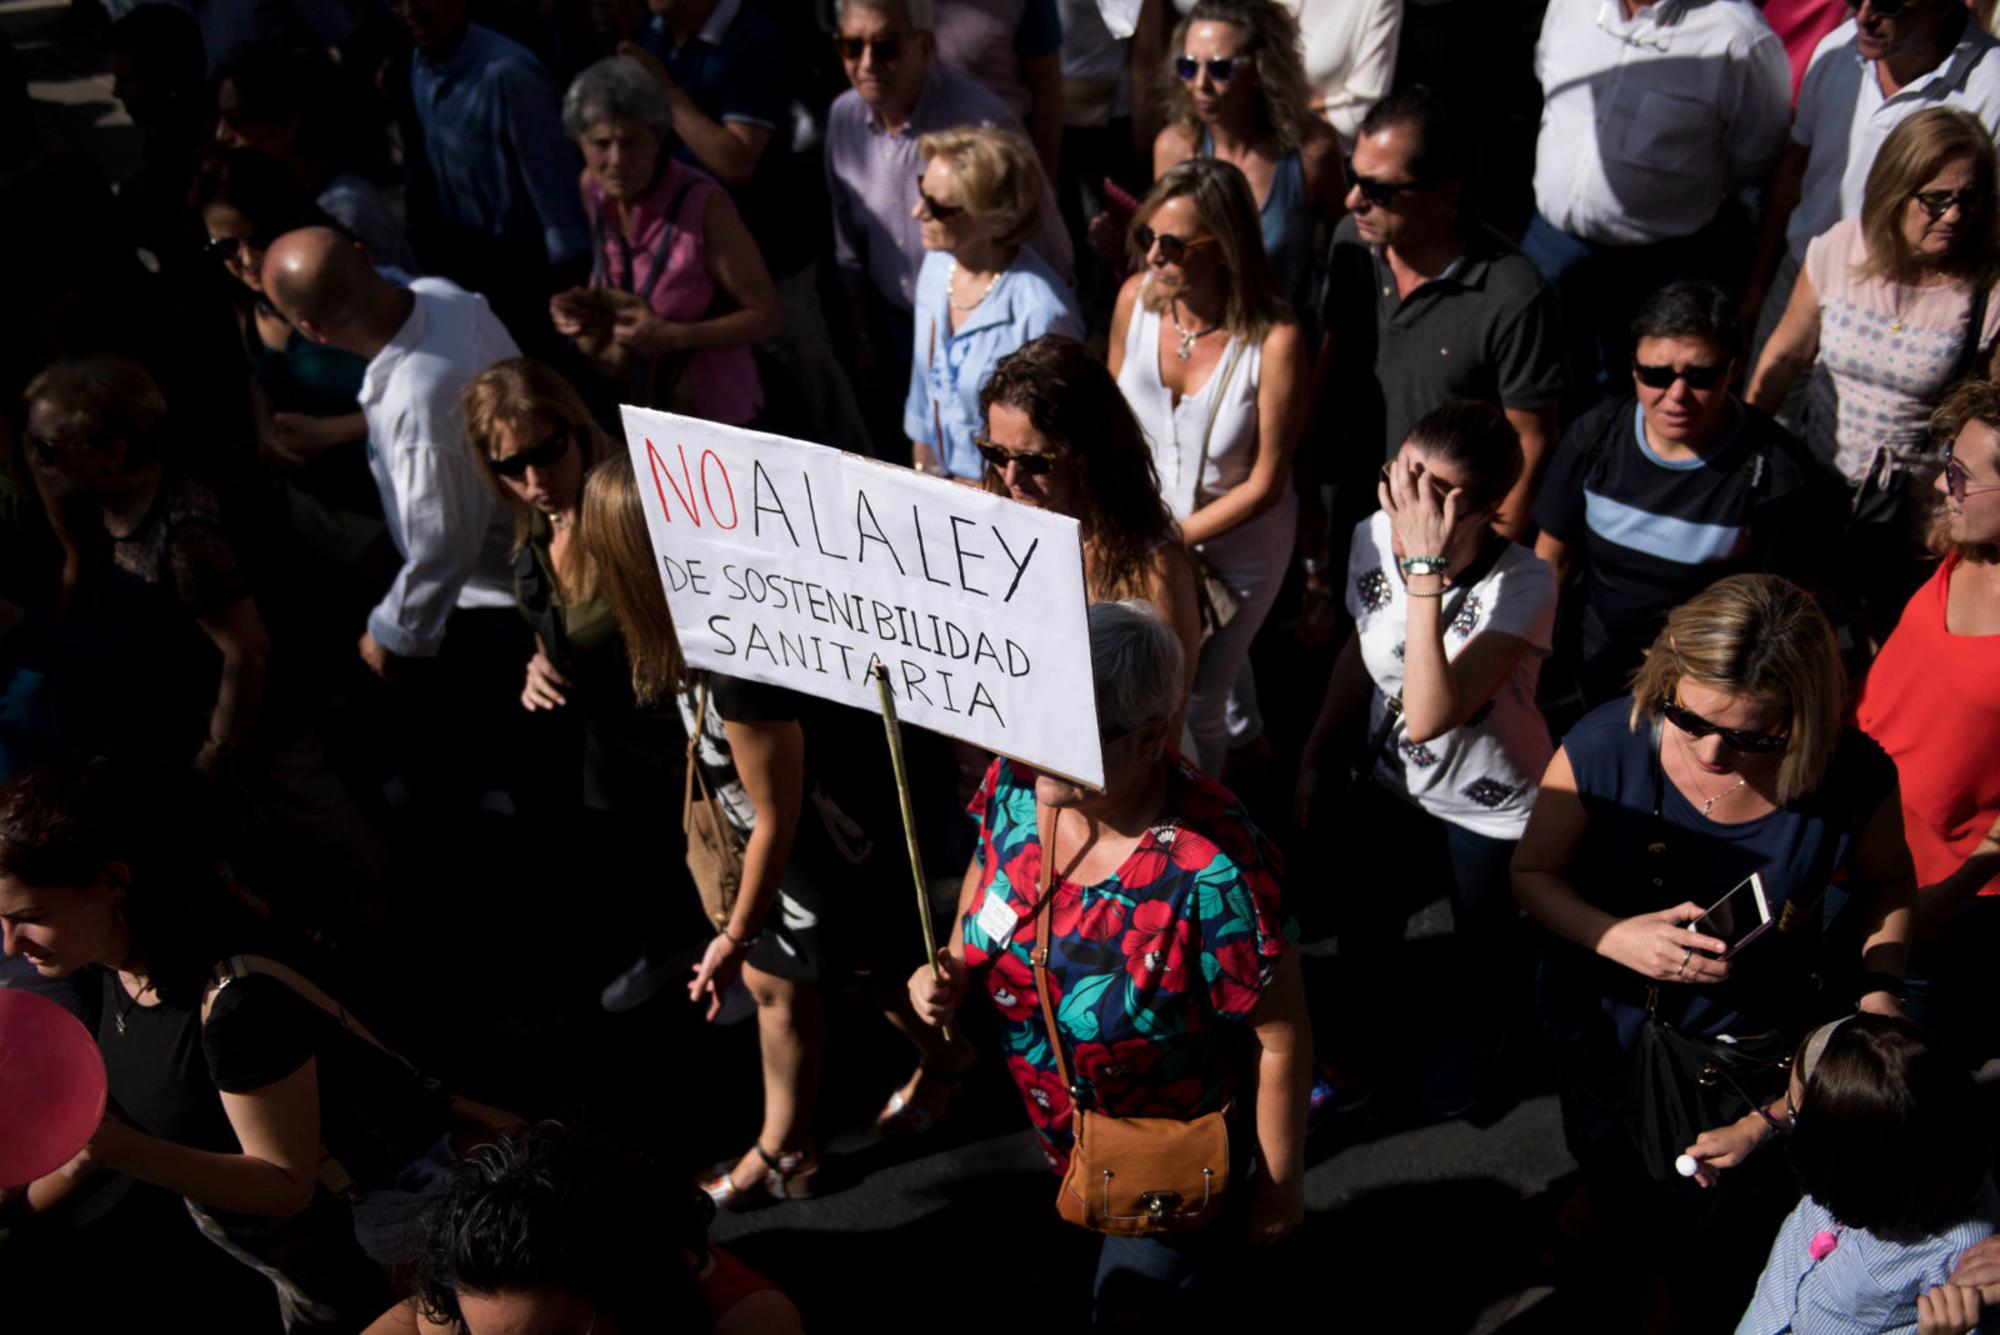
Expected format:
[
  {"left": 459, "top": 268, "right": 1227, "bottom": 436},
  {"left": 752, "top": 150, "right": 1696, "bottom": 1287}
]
[{"left": 872, "top": 661, "right": 951, "bottom": 1043}]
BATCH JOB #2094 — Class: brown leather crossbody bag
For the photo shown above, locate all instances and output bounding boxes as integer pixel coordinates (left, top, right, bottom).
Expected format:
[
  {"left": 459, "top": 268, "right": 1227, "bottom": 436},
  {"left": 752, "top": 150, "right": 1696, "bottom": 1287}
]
[{"left": 1030, "top": 809, "right": 1230, "bottom": 1236}]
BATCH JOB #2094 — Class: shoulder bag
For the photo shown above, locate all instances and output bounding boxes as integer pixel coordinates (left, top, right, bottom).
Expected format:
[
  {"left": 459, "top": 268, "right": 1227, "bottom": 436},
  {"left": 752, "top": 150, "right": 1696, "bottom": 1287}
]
[
  {"left": 683, "top": 673, "right": 744, "bottom": 931},
  {"left": 1031, "top": 808, "right": 1230, "bottom": 1235},
  {"left": 1189, "top": 337, "right": 1251, "bottom": 643}
]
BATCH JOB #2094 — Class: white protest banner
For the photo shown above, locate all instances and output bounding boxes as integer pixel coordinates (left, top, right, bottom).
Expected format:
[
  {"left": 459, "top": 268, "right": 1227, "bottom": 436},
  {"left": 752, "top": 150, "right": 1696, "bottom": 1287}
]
[{"left": 620, "top": 407, "right": 1103, "bottom": 789}]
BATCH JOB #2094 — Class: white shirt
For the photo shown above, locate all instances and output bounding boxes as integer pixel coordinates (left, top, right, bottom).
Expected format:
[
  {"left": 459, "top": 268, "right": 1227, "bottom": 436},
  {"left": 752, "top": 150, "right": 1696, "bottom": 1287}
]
[
  {"left": 1283, "top": 0, "right": 1402, "bottom": 147},
  {"left": 1345, "top": 512, "right": 1558, "bottom": 840},
  {"left": 1533, "top": 0, "right": 1791, "bottom": 246},
  {"left": 357, "top": 277, "right": 521, "bottom": 657},
  {"left": 1786, "top": 17, "right": 2000, "bottom": 261}
]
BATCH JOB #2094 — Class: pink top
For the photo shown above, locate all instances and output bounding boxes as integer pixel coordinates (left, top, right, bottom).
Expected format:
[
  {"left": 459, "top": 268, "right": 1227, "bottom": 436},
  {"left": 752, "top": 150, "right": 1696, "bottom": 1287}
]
[
  {"left": 1857, "top": 555, "right": 2000, "bottom": 898},
  {"left": 587, "top": 159, "right": 762, "bottom": 426},
  {"left": 1805, "top": 219, "right": 2000, "bottom": 488}
]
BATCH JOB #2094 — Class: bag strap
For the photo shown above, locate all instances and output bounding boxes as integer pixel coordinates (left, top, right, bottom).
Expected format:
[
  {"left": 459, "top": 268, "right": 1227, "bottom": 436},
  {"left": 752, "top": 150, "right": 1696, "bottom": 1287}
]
[
  {"left": 633, "top": 176, "right": 703, "bottom": 307},
  {"left": 1029, "top": 806, "right": 1080, "bottom": 1114},
  {"left": 203, "top": 954, "right": 430, "bottom": 1087},
  {"left": 1189, "top": 336, "right": 1250, "bottom": 507},
  {"left": 1950, "top": 279, "right": 1993, "bottom": 389},
  {"left": 683, "top": 674, "right": 745, "bottom": 871},
  {"left": 930, "top": 318, "right": 948, "bottom": 467}
]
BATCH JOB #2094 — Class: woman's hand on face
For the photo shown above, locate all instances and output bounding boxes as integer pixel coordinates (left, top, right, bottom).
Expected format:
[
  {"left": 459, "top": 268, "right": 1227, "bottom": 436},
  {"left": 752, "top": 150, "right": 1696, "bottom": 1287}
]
[
  {"left": 687, "top": 932, "right": 746, "bottom": 1022},
  {"left": 1245, "top": 1173, "right": 1305, "bottom": 1246},
  {"left": 1917, "top": 1284, "right": 1983, "bottom": 1335},
  {"left": 908, "top": 950, "right": 967, "bottom": 1029},
  {"left": 1680, "top": 1118, "right": 1767, "bottom": 1189},
  {"left": 1599, "top": 903, "right": 1732, "bottom": 984},
  {"left": 1379, "top": 456, "right": 1461, "bottom": 569},
  {"left": 520, "top": 649, "right": 571, "bottom": 711},
  {"left": 611, "top": 306, "right": 683, "bottom": 361}
]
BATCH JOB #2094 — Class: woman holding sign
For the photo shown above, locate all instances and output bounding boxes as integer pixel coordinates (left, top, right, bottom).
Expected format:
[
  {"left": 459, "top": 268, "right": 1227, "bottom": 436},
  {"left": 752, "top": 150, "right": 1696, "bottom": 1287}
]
[
  {"left": 976, "top": 335, "right": 1202, "bottom": 739},
  {"left": 1510, "top": 576, "right": 1914, "bottom": 1319},
  {"left": 1109, "top": 157, "right": 1307, "bottom": 777},
  {"left": 583, "top": 455, "right": 977, "bottom": 1203},
  {"left": 905, "top": 126, "right": 1083, "bottom": 482},
  {"left": 908, "top": 601, "right": 1311, "bottom": 1323}
]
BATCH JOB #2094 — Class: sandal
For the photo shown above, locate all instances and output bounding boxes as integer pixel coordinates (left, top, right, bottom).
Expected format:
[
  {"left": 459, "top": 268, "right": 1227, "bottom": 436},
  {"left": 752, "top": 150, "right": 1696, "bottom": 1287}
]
[
  {"left": 876, "top": 1055, "right": 977, "bottom": 1137},
  {"left": 699, "top": 1143, "right": 818, "bottom": 1209}
]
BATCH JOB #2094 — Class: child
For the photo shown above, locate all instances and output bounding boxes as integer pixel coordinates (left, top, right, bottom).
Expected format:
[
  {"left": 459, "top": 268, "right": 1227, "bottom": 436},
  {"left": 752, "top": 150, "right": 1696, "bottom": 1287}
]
[{"left": 1688, "top": 1014, "right": 1998, "bottom": 1335}]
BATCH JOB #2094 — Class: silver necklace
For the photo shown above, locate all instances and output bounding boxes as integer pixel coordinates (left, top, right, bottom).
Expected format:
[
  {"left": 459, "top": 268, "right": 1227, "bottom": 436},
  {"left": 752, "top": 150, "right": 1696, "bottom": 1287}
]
[
  {"left": 1678, "top": 732, "right": 1749, "bottom": 818},
  {"left": 1168, "top": 298, "right": 1220, "bottom": 361}
]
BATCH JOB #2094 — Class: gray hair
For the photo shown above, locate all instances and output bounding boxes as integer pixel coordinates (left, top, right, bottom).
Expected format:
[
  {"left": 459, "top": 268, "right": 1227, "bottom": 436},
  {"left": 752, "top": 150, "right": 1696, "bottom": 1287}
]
[
  {"left": 836, "top": 0, "right": 935, "bottom": 29},
  {"left": 1089, "top": 600, "right": 1184, "bottom": 741},
  {"left": 563, "top": 56, "right": 673, "bottom": 141}
]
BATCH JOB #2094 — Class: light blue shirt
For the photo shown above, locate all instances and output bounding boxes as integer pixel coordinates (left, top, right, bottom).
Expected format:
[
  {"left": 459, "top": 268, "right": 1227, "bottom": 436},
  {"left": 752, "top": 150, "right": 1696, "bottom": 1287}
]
[
  {"left": 410, "top": 24, "right": 590, "bottom": 267},
  {"left": 1737, "top": 1186, "right": 2000, "bottom": 1335},
  {"left": 902, "top": 246, "right": 1083, "bottom": 480}
]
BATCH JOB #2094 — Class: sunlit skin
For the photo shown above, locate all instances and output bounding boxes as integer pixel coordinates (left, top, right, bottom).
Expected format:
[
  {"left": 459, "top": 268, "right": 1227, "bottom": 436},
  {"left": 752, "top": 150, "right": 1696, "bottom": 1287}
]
[
  {"left": 1937, "top": 418, "right": 2000, "bottom": 546},
  {"left": 981, "top": 402, "right": 1079, "bottom": 513},
  {"left": 836, "top": 4, "right": 926, "bottom": 115},
  {"left": 1381, "top": 440, "right": 1494, "bottom": 569},
  {"left": 1136, "top": 194, "right": 1221, "bottom": 309},
  {"left": 486, "top": 416, "right": 584, "bottom": 520},
  {"left": 1633, "top": 335, "right": 1735, "bottom": 457},
  {"left": 577, "top": 117, "right": 661, "bottom": 206},
  {"left": 1664, "top": 678, "right": 1789, "bottom": 787},
  {"left": 1902, "top": 154, "right": 1981, "bottom": 265},
  {"left": 1179, "top": 20, "right": 1256, "bottom": 128},
  {"left": 1854, "top": 0, "right": 1944, "bottom": 66},
  {"left": 451, "top": 1287, "right": 608, "bottom": 1335},
  {"left": 1345, "top": 122, "right": 1425, "bottom": 248},
  {"left": 912, "top": 157, "right": 973, "bottom": 252}
]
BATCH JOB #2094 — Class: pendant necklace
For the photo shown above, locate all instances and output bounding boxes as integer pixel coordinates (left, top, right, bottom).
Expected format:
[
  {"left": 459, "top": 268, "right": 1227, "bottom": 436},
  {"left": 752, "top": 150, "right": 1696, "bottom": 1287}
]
[
  {"left": 1169, "top": 298, "right": 1220, "bottom": 361},
  {"left": 947, "top": 258, "right": 1001, "bottom": 312},
  {"left": 114, "top": 975, "right": 154, "bottom": 1036},
  {"left": 1679, "top": 732, "right": 1749, "bottom": 818}
]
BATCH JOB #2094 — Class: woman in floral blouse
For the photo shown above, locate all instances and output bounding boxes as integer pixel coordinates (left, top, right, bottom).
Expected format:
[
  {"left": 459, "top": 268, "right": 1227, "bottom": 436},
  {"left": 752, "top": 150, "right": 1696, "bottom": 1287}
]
[{"left": 909, "top": 600, "right": 1311, "bottom": 1325}]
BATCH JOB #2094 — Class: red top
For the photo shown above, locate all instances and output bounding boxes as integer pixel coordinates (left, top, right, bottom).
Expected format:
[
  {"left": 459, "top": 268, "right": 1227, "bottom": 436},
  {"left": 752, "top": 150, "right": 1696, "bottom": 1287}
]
[
  {"left": 1857, "top": 555, "right": 2000, "bottom": 898},
  {"left": 703, "top": 1245, "right": 780, "bottom": 1321},
  {"left": 1759, "top": 0, "right": 1848, "bottom": 104}
]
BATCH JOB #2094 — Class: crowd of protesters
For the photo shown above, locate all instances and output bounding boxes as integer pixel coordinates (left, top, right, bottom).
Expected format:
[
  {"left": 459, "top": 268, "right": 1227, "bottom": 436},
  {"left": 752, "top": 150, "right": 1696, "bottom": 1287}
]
[{"left": 7, "top": 0, "right": 2000, "bottom": 1331}]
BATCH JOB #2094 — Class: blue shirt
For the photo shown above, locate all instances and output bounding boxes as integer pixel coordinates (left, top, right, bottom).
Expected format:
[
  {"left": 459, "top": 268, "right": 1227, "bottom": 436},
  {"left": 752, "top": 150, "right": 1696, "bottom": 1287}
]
[
  {"left": 902, "top": 246, "right": 1083, "bottom": 480},
  {"left": 409, "top": 24, "right": 590, "bottom": 266},
  {"left": 635, "top": 0, "right": 785, "bottom": 144},
  {"left": 1737, "top": 1186, "right": 2000, "bottom": 1335}
]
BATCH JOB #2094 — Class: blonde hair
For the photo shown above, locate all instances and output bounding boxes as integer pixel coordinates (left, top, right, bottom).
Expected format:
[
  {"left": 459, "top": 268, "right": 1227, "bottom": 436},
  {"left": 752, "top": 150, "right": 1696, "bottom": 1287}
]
[
  {"left": 1857, "top": 108, "right": 2000, "bottom": 286},
  {"left": 1164, "top": 0, "right": 1314, "bottom": 155},
  {"left": 1627, "top": 575, "right": 1845, "bottom": 806},
  {"left": 1928, "top": 377, "right": 2000, "bottom": 565},
  {"left": 580, "top": 451, "right": 685, "bottom": 705},
  {"left": 1130, "top": 157, "right": 1289, "bottom": 341},
  {"left": 461, "top": 358, "right": 604, "bottom": 599},
  {"left": 916, "top": 126, "right": 1043, "bottom": 249}
]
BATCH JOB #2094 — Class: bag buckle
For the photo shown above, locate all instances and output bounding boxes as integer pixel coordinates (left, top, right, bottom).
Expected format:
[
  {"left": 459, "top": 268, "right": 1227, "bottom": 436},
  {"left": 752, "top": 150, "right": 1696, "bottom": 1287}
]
[
  {"left": 1697, "top": 1065, "right": 1720, "bottom": 1088},
  {"left": 1138, "top": 1190, "right": 1182, "bottom": 1221}
]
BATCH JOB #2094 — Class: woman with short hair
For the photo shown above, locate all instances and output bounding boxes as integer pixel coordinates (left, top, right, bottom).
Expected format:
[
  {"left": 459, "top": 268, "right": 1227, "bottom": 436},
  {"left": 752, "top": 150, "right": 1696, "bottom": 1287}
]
[
  {"left": 1109, "top": 156, "right": 1306, "bottom": 774},
  {"left": 905, "top": 125, "right": 1082, "bottom": 481},
  {"left": 551, "top": 56, "right": 781, "bottom": 426}
]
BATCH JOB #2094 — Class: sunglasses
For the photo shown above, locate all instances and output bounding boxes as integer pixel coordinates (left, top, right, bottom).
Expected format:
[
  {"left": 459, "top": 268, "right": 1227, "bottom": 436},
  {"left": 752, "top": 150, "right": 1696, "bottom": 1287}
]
[
  {"left": 1853, "top": 0, "right": 1910, "bottom": 16},
  {"left": 203, "top": 231, "right": 272, "bottom": 265},
  {"left": 1945, "top": 455, "right": 2000, "bottom": 502},
  {"left": 975, "top": 435, "right": 1060, "bottom": 476},
  {"left": 1134, "top": 224, "right": 1217, "bottom": 265},
  {"left": 1661, "top": 694, "right": 1791, "bottom": 754},
  {"left": 1344, "top": 158, "right": 1423, "bottom": 210},
  {"left": 489, "top": 428, "right": 572, "bottom": 480},
  {"left": 1911, "top": 186, "right": 1988, "bottom": 220},
  {"left": 915, "top": 177, "right": 963, "bottom": 222},
  {"left": 834, "top": 34, "right": 902, "bottom": 63},
  {"left": 1174, "top": 55, "right": 1238, "bottom": 84},
  {"left": 1632, "top": 361, "right": 1731, "bottom": 391}
]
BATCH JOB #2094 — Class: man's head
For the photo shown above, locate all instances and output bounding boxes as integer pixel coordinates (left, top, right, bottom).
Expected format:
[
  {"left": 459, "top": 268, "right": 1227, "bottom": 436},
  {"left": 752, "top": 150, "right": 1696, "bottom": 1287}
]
[
  {"left": 261, "top": 227, "right": 387, "bottom": 347},
  {"left": 1853, "top": 0, "right": 1964, "bottom": 67},
  {"left": 390, "top": 0, "right": 469, "bottom": 55},
  {"left": 835, "top": 0, "right": 933, "bottom": 115},
  {"left": 105, "top": 4, "right": 206, "bottom": 131},
  {"left": 1347, "top": 87, "right": 1468, "bottom": 248}
]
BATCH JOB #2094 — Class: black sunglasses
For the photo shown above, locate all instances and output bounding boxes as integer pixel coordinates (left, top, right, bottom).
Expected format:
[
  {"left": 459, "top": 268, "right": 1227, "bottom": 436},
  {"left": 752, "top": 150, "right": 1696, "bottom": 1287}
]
[
  {"left": 1911, "top": 186, "right": 1988, "bottom": 221},
  {"left": 915, "top": 177, "right": 963, "bottom": 222},
  {"left": 1633, "top": 361, "right": 1731, "bottom": 391},
  {"left": 1134, "top": 224, "right": 1216, "bottom": 265},
  {"left": 1661, "top": 695, "right": 1790, "bottom": 754},
  {"left": 1344, "top": 157, "right": 1423, "bottom": 210},
  {"left": 975, "top": 435, "right": 1060, "bottom": 476},
  {"left": 203, "top": 231, "right": 273, "bottom": 265},
  {"left": 834, "top": 34, "right": 902, "bottom": 63},
  {"left": 489, "top": 428, "right": 572, "bottom": 480},
  {"left": 1174, "top": 55, "right": 1237, "bottom": 84}
]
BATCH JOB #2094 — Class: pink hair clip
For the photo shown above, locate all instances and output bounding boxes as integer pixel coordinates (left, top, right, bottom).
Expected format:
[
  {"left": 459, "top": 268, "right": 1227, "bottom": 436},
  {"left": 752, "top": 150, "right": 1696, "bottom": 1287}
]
[{"left": 1808, "top": 1230, "right": 1839, "bottom": 1262}]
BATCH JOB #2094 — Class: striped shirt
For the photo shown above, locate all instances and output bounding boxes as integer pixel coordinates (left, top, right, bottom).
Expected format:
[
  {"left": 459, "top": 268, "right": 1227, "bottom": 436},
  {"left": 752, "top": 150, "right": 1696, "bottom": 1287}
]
[{"left": 1736, "top": 1185, "right": 2000, "bottom": 1335}]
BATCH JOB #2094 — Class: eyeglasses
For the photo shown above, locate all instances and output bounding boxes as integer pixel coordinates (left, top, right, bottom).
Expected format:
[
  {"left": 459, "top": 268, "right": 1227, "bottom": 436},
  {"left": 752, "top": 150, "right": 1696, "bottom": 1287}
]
[
  {"left": 1344, "top": 158, "right": 1423, "bottom": 210},
  {"left": 1174, "top": 55, "right": 1238, "bottom": 84},
  {"left": 1944, "top": 455, "right": 2000, "bottom": 502},
  {"left": 1660, "top": 693, "right": 1791, "bottom": 755},
  {"left": 1134, "top": 224, "right": 1216, "bottom": 265},
  {"left": 488, "top": 428, "right": 572, "bottom": 480},
  {"left": 975, "top": 435, "right": 1060, "bottom": 476},
  {"left": 914, "top": 178, "right": 963, "bottom": 222},
  {"left": 1910, "top": 186, "right": 1988, "bottom": 220},
  {"left": 834, "top": 34, "right": 902, "bottom": 63},
  {"left": 1632, "top": 361, "right": 1731, "bottom": 391},
  {"left": 202, "top": 231, "right": 272, "bottom": 265}
]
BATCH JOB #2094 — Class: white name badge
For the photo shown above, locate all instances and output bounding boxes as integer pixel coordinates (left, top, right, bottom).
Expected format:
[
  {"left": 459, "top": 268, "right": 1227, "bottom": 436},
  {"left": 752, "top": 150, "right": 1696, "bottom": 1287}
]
[{"left": 975, "top": 889, "right": 1021, "bottom": 947}]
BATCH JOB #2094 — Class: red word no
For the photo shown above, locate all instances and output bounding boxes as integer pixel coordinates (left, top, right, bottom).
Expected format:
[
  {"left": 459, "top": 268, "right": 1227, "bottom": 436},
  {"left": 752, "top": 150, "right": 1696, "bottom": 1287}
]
[{"left": 643, "top": 438, "right": 740, "bottom": 529}]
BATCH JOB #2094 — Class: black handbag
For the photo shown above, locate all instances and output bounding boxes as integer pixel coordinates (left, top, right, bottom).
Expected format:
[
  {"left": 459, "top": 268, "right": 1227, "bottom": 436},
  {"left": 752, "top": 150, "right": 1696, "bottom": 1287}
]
[{"left": 1623, "top": 987, "right": 1793, "bottom": 1186}]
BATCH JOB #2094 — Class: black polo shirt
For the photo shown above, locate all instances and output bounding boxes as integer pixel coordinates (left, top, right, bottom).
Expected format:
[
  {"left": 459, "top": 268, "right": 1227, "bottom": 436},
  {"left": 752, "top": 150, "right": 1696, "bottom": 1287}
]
[{"left": 1320, "top": 217, "right": 1566, "bottom": 463}]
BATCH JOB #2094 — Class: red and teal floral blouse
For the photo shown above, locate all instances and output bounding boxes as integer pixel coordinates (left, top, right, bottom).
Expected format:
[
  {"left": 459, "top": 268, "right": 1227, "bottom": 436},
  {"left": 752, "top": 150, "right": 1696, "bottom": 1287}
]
[{"left": 962, "top": 756, "right": 1296, "bottom": 1172}]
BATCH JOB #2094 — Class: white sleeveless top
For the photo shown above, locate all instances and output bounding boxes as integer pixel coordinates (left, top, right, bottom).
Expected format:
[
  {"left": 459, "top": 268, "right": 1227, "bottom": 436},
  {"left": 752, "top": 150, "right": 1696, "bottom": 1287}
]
[{"left": 1117, "top": 280, "right": 1265, "bottom": 522}]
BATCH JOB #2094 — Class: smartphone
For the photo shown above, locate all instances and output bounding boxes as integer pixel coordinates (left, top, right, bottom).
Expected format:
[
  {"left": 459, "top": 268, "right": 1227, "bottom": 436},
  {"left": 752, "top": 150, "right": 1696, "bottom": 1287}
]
[{"left": 1691, "top": 872, "right": 1773, "bottom": 960}]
